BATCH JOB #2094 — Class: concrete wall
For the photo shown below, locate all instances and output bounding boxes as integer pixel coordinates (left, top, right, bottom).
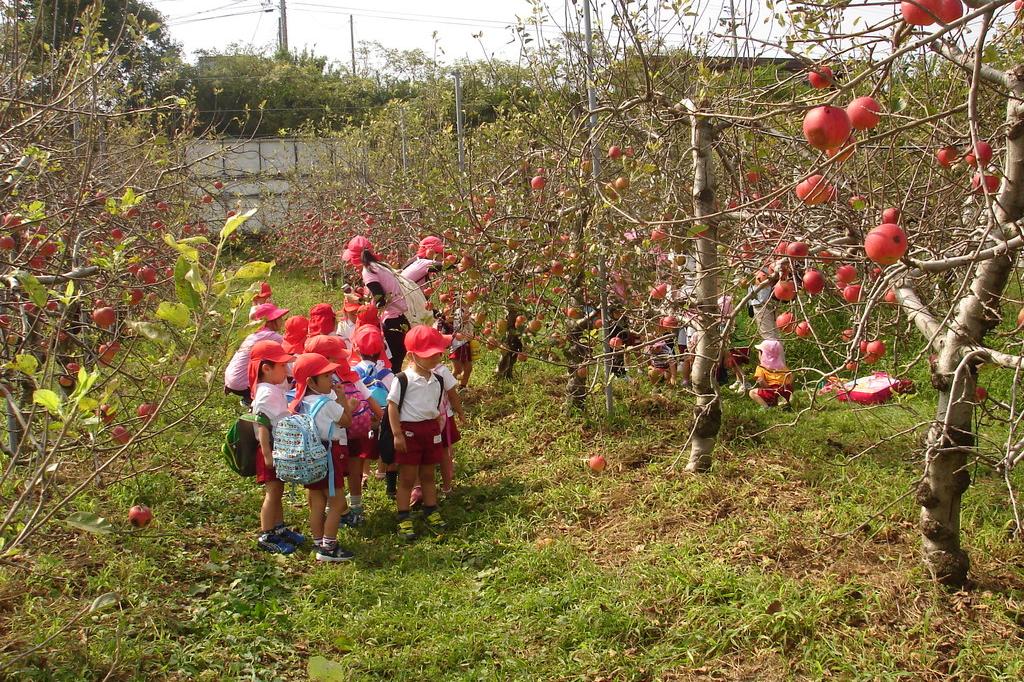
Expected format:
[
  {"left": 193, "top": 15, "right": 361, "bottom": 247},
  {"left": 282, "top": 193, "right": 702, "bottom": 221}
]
[{"left": 186, "top": 138, "right": 362, "bottom": 232}]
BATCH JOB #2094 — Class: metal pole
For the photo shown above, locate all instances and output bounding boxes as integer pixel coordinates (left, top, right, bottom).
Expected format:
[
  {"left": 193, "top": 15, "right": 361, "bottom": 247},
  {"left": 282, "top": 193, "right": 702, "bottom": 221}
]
[
  {"left": 279, "top": 0, "right": 288, "bottom": 53},
  {"left": 582, "top": 0, "right": 614, "bottom": 416},
  {"left": 400, "top": 107, "right": 409, "bottom": 172},
  {"left": 726, "top": 0, "right": 739, "bottom": 59},
  {"left": 454, "top": 70, "right": 466, "bottom": 176},
  {"left": 350, "top": 15, "right": 356, "bottom": 74}
]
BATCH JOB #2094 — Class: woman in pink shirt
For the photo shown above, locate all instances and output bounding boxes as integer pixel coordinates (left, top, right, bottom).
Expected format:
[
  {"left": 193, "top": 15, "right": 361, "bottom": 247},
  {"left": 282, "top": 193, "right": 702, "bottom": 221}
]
[
  {"left": 400, "top": 235, "right": 446, "bottom": 290},
  {"left": 343, "top": 236, "right": 411, "bottom": 370},
  {"left": 223, "top": 303, "right": 289, "bottom": 405}
]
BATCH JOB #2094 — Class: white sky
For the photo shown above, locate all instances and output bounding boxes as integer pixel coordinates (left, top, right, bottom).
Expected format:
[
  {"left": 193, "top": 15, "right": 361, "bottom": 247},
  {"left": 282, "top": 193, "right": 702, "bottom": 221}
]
[
  {"left": 149, "top": 0, "right": 798, "bottom": 65},
  {"left": 150, "top": 1, "right": 974, "bottom": 69}
]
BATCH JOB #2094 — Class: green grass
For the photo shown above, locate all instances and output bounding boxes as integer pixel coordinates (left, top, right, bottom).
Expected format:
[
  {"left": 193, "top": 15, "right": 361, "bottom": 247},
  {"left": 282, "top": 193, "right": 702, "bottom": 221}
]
[{"left": 1, "top": 272, "right": 1023, "bottom": 680}]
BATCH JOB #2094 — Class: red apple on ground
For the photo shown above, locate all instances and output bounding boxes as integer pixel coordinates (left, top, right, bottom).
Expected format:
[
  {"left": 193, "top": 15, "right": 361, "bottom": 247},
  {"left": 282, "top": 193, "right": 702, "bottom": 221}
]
[
  {"left": 128, "top": 504, "right": 152, "bottom": 528},
  {"left": 588, "top": 454, "right": 607, "bottom": 472}
]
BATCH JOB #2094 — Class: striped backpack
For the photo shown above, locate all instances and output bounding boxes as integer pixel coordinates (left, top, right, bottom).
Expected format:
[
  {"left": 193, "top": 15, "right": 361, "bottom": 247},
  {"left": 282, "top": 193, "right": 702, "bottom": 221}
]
[{"left": 272, "top": 397, "right": 333, "bottom": 492}]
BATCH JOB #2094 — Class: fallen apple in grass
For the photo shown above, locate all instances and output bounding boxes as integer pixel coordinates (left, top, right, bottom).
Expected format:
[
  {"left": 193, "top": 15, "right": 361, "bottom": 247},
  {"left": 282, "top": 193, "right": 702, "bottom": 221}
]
[
  {"left": 128, "top": 504, "right": 152, "bottom": 528},
  {"left": 588, "top": 454, "right": 607, "bottom": 472}
]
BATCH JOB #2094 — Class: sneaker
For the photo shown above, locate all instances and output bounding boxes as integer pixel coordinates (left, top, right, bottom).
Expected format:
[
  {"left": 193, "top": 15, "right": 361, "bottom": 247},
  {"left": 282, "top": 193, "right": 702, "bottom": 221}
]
[
  {"left": 276, "top": 526, "right": 306, "bottom": 546},
  {"left": 316, "top": 543, "right": 354, "bottom": 562},
  {"left": 343, "top": 508, "right": 365, "bottom": 527},
  {"left": 410, "top": 486, "right": 423, "bottom": 507},
  {"left": 425, "top": 510, "right": 446, "bottom": 529},
  {"left": 257, "top": 532, "right": 296, "bottom": 555},
  {"left": 397, "top": 518, "right": 416, "bottom": 541}
]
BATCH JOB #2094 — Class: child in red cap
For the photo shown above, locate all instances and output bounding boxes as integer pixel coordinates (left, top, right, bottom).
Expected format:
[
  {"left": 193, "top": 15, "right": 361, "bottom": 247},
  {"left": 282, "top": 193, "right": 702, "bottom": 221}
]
[
  {"left": 249, "top": 281, "right": 273, "bottom": 320},
  {"left": 352, "top": 324, "right": 396, "bottom": 493},
  {"left": 305, "top": 334, "right": 383, "bottom": 525},
  {"left": 224, "top": 303, "right": 289, "bottom": 406},
  {"left": 290, "top": 352, "right": 361, "bottom": 562},
  {"left": 248, "top": 340, "right": 305, "bottom": 554},
  {"left": 307, "top": 303, "right": 338, "bottom": 337},
  {"left": 387, "top": 325, "right": 458, "bottom": 540}
]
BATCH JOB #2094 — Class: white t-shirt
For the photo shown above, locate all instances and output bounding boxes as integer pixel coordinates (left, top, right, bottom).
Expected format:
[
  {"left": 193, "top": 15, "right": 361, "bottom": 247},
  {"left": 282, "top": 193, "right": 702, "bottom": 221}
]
[
  {"left": 387, "top": 370, "right": 445, "bottom": 422},
  {"left": 251, "top": 382, "right": 290, "bottom": 427},
  {"left": 299, "top": 391, "right": 347, "bottom": 444},
  {"left": 434, "top": 365, "right": 458, "bottom": 417},
  {"left": 336, "top": 320, "right": 355, "bottom": 350}
]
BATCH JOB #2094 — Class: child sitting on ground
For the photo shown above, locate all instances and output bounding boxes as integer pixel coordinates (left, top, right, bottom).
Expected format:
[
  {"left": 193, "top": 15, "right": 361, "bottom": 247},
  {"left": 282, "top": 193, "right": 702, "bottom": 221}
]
[{"left": 748, "top": 338, "right": 793, "bottom": 408}]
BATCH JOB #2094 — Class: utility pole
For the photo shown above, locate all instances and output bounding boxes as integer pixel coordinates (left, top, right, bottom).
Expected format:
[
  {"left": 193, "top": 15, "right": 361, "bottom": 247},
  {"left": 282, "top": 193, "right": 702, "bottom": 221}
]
[
  {"left": 399, "top": 107, "right": 409, "bottom": 173},
  {"left": 454, "top": 70, "right": 466, "bottom": 176},
  {"left": 350, "top": 15, "right": 356, "bottom": 74},
  {"left": 582, "top": 0, "right": 614, "bottom": 416},
  {"left": 278, "top": 0, "right": 289, "bottom": 53},
  {"left": 723, "top": 0, "right": 740, "bottom": 60}
]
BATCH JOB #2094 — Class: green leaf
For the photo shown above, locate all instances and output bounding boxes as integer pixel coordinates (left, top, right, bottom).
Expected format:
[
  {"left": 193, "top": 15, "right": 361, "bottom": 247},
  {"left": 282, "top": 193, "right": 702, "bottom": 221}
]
[
  {"left": 174, "top": 256, "right": 201, "bottom": 310},
  {"left": 69, "top": 366, "right": 101, "bottom": 404},
  {"left": 186, "top": 263, "right": 207, "bottom": 293},
  {"left": 128, "top": 321, "right": 174, "bottom": 345},
  {"left": 155, "top": 302, "right": 191, "bottom": 329},
  {"left": 17, "top": 272, "right": 48, "bottom": 308},
  {"left": 89, "top": 592, "right": 119, "bottom": 613},
  {"left": 233, "top": 260, "right": 275, "bottom": 281},
  {"left": 66, "top": 511, "right": 114, "bottom": 535},
  {"left": 33, "top": 389, "right": 62, "bottom": 414},
  {"left": 163, "top": 234, "right": 198, "bottom": 263},
  {"left": 220, "top": 207, "right": 258, "bottom": 242},
  {"left": 308, "top": 656, "right": 347, "bottom": 681},
  {"left": 11, "top": 354, "right": 38, "bottom": 375}
]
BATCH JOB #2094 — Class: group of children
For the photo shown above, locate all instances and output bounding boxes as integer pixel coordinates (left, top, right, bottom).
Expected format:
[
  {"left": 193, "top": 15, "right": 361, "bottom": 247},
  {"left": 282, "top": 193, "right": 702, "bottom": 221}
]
[
  {"left": 643, "top": 291, "right": 794, "bottom": 408},
  {"left": 224, "top": 280, "right": 467, "bottom": 562}
]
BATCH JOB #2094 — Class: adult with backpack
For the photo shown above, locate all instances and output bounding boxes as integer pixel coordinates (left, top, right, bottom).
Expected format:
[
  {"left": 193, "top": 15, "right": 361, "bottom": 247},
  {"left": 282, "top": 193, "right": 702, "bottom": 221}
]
[{"left": 343, "top": 236, "right": 433, "bottom": 373}]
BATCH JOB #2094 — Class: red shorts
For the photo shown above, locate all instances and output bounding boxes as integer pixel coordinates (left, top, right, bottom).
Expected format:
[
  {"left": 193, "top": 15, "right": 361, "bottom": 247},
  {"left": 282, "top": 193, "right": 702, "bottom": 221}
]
[
  {"left": 305, "top": 442, "right": 348, "bottom": 491},
  {"left": 441, "top": 415, "right": 461, "bottom": 447},
  {"left": 756, "top": 386, "right": 792, "bottom": 406},
  {"left": 395, "top": 420, "right": 445, "bottom": 466},
  {"left": 449, "top": 344, "right": 472, "bottom": 363},
  {"left": 255, "top": 445, "right": 281, "bottom": 485},
  {"left": 348, "top": 433, "right": 379, "bottom": 460}
]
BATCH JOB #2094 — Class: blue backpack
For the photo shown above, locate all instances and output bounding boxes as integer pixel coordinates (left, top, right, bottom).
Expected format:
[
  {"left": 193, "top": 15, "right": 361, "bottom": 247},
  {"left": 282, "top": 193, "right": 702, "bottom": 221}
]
[
  {"left": 356, "top": 362, "right": 392, "bottom": 408},
  {"left": 272, "top": 396, "right": 337, "bottom": 497}
]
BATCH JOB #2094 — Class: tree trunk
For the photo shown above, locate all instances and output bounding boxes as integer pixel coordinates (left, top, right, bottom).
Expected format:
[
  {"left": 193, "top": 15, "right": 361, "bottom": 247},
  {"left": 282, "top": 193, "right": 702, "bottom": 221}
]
[
  {"left": 496, "top": 306, "right": 521, "bottom": 381},
  {"left": 686, "top": 113, "right": 722, "bottom": 473}
]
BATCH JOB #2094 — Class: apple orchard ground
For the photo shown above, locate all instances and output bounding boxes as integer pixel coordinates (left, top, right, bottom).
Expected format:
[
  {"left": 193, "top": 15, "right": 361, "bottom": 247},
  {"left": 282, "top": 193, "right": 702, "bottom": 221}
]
[{"left": 2, "top": 272, "right": 1023, "bottom": 680}]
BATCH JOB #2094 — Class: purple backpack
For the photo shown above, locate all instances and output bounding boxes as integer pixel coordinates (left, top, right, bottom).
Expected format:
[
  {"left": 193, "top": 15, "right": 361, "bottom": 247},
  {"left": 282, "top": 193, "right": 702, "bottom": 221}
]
[{"left": 341, "top": 381, "right": 373, "bottom": 439}]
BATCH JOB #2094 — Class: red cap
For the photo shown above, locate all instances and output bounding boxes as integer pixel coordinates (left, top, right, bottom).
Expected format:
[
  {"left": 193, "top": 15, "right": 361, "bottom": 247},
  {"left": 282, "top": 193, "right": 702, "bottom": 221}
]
[
  {"left": 247, "top": 340, "right": 294, "bottom": 398},
  {"left": 305, "top": 335, "right": 358, "bottom": 382},
  {"left": 289, "top": 353, "right": 342, "bottom": 411},
  {"left": 343, "top": 236, "right": 372, "bottom": 268},
  {"left": 252, "top": 303, "right": 289, "bottom": 322},
  {"left": 307, "top": 303, "right": 337, "bottom": 336},
  {"left": 404, "top": 324, "right": 452, "bottom": 357},
  {"left": 417, "top": 235, "right": 444, "bottom": 259},
  {"left": 254, "top": 281, "right": 272, "bottom": 300},
  {"left": 342, "top": 295, "right": 361, "bottom": 313},
  {"left": 356, "top": 304, "right": 380, "bottom": 329},
  {"left": 352, "top": 324, "right": 385, "bottom": 356},
  {"left": 281, "top": 315, "right": 309, "bottom": 354}
]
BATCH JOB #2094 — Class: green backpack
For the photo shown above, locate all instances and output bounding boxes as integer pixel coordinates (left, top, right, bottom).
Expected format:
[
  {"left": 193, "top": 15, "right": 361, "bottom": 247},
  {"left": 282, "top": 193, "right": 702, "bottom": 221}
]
[{"left": 223, "top": 413, "right": 270, "bottom": 477}]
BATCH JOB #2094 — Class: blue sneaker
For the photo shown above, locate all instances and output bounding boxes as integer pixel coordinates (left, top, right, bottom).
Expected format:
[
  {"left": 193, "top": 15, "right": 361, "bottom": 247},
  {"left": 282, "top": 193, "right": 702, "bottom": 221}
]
[
  {"left": 275, "top": 526, "right": 306, "bottom": 546},
  {"left": 257, "top": 532, "right": 296, "bottom": 555}
]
